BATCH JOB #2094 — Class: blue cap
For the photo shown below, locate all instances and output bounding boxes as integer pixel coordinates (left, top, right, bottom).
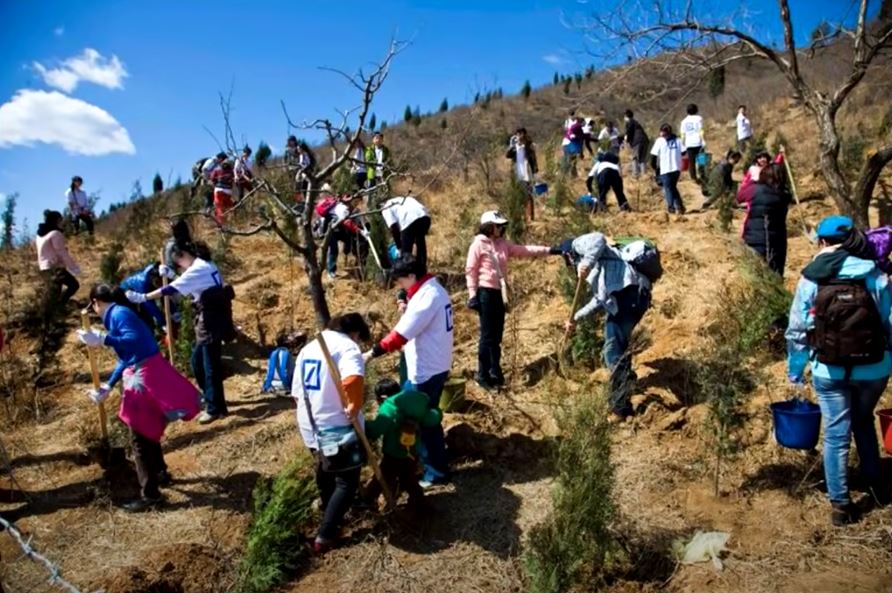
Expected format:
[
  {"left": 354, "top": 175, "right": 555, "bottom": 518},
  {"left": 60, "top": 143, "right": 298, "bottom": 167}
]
[{"left": 815, "top": 215, "right": 853, "bottom": 240}]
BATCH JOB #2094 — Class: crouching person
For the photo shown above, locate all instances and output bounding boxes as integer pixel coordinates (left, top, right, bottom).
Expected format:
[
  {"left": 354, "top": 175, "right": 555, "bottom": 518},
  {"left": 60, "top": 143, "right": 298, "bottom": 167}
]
[
  {"left": 293, "top": 313, "right": 371, "bottom": 554},
  {"left": 563, "top": 233, "right": 653, "bottom": 422},
  {"left": 786, "top": 216, "right": 891, "bottom": 526},
  {"left": 363, "top": 379, "right": 443, "bottom": 510},
  {"left": 77, "top": 284, "right": 201, "bottom": 512}
]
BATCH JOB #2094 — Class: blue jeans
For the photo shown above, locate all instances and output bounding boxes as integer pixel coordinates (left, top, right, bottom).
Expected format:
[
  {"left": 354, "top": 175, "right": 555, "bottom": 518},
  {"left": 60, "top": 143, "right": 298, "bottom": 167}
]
[
  {"left": 659, "top": 171, "right": 683, "bottom": 213},
  {"left": 603, "top": 286, "right": 650, "bottom": 416},
  {"left": 191, "top": 341, "right": 227, "bottom": 416},
  {"left": 408, "top": 371, "right": 450, "bottom": 483},
  {"left": 813, "top": 375, "right": 887, "bottom": 505}
]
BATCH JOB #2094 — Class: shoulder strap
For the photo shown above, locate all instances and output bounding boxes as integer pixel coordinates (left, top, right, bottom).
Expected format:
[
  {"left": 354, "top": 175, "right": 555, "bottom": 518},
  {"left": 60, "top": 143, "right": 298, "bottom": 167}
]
[{"left": 298, "top": 354, "right": 321, "bottom": 437}]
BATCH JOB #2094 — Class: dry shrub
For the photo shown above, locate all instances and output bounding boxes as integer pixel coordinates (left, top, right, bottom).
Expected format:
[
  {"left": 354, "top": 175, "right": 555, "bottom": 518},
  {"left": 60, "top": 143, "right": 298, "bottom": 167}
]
[{"left": 524, "top": 384, "right": 618, "bottom": 593}]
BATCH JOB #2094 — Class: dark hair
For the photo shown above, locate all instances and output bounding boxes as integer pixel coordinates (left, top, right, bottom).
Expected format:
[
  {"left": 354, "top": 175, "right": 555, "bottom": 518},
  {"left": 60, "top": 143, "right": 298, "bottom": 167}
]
[
  {"left": 515, "top": 127, "right": 527, "bottom": 135},
  {"left": 287, "top": 135, "right": 297, "bottom": 145},
  {"left": 391, "top": 254, "right": 422, "bottom": 279},
  {"left": 738, "top": 104, "right": 746, "bottom": 110},
  {"left": 89, "top": 283, "right": 130, "bottom": 307},
  {"left": 373, "top": 132, "right": 383, "bottom": 139},
  {"left": 659, "top": 123, "right": 673, "bottom": 134},
  {"left": 326, "top": 312, "right": 371, "bottom": 342},
  {"left": 170, "top": 218, "right": 192, "bottom": 245},
  {"left": 477, "top": 222, "right": 502, "bottom": 237},
  {"left": 758, "top": 163, "right": 786, "bottom": 190},
  {"left": 216, "top": 152, "right": 227, "bottom": 160},
  {"left": 607, "top": 120, "right": 616, "bottom": 128},
  {"left": 70, "top": 175, "right": 83, "bottom": 191},
  {"left": 686, "top": 103, "right": 699, "bottom": 115},
  {"left": 242, "top": 145, "right": 252, "bottom": 155},
  {"left": 624, "top": 109, "right": 634, "bottom": 118},
  {"left": 374, "top": 378, "right": 401, "bottom": 402},
  {"left": 171, "top": 240, "right": 212, "bottom": 262},
  {"left": 726, "top": 149, "right": 742, "bottom": 161},
  {"left": 38, "top": 210, "right": 64, "bottom": 236}
]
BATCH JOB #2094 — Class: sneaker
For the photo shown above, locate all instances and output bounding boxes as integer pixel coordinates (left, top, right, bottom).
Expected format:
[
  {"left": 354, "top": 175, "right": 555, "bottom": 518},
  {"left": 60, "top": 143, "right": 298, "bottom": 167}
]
[
  {"left": 830, "top": 502, "right": 859, "bottom": 527},
  {"left": 619, "top": 203, "right": 633, "bottom": 212},
  {"left": 122, "top": 496, "right": 164, "bottom": 513},
  {"left": 197, "top": 411, "right": 222, "bottom": 424},
  {"left": 474, "top": 374, "right": 494, "bottom": 391},
  {"left": 607, "top": 412, "right": 626, "bottom": 425},
  {"left": 488, "top": 373, "right": 505, "bottom": 387},
  {"left": 327, "top": 271, "right": 336, "bottom": 280}
]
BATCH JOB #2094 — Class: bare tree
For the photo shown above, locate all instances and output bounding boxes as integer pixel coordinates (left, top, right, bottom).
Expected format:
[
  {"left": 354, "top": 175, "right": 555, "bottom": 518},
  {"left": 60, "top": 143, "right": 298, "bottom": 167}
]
[
  {"left": 575, "top": 0, "right": 892, "bottom": 224},
  {"left": 179, "top": 40, "right": 408, "bottom": 328}
]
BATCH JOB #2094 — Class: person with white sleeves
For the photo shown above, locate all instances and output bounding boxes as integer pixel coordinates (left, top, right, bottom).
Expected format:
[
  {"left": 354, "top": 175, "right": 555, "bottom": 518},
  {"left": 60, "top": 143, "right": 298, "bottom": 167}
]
[{"left": 381, "top": 195, "right": 431, "bottom": 274}]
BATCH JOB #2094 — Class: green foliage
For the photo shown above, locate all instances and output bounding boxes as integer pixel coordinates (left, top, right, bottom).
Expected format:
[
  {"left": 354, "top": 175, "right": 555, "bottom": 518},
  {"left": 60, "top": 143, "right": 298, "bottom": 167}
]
[
  {"left": 563, "top": 79, "right": 571, "bottom": 95},
  {"left": 380, "top": 121, "right": 388, "bottom": 131},
  {"left": 255, "top": 142, "right": 271, "bottom": 168},
  {"left": 558, "top": 263, "right": 603, "bottom": 367},
  {"left": 744, "top": 132, "right": 768, "bottom": 167},
  {"left": 497, "top": 176, "right": 528, "bottom": 241},
  {"left": 403, "top": 105, "right": 413, "bottom": 122},
  {"left": 412, "top": 106, "right": 422, "bottom": 127},
  {"left": 369, "top": 113, "right": 377, "bottom": 132},
  {"left": 574, "top": 72, "right": 583, "bottom": 89},
  {"left": 524, "top": 386, "right": 617, "bottom": 593},
  {"left": 708, "top": 65, "right": 725, "bottom": 100},
  {"left": 521, "top": 80, "right": 532, "bottom": 100},
  {"left": 439, "top": 98, "right": 449, "bottom": 112},
  {"left": 99, "top": 242, "right": 124, "bottom": 285},
  {"left": 237, "top": 457, "right": 317, "bottom": 593},
  {"left": 152, "top": 173, "right": 164, "bottom": 194},
  {"left": 553, "top": 72, "right": 559, "bottom": 85},
  {"left": 1, "top": 192, "right": 17, "bottom": 251},
  {"left": 174, "top": 299, "right": 195, "bottom": 374}
]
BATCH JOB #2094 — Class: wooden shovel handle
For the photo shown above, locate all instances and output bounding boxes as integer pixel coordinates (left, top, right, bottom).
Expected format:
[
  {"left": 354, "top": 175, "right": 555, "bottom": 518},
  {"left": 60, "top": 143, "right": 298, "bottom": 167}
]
[
  {"left": 81, "top": 310, "right": 109, "bottom": 441},
  {"left": 159, "top": 248, "right": 175, "bottom": 361}
]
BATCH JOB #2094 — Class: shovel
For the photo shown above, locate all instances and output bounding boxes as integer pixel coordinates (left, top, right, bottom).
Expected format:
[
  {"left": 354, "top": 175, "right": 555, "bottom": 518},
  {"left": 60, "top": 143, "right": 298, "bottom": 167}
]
[
  {"left": 779, "top": 145, "right": 811, "bottom": 238},
  {"left": 315, "top": 332, "right": 395, "bottom": 511},
  {"left": 81, "top": 309, "right": 109, "bottom": 443},
  {"left": 557, "top": 276, "right": 587, "bottom": 376},
  {"left": 159, "top": 248, "right": 175, "bottom": 361}
]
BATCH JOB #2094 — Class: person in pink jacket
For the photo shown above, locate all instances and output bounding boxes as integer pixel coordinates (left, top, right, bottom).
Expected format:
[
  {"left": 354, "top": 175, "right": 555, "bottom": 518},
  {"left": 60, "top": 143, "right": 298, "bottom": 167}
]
[
  {"left": 736, "top": 151, "right": 784, "bottom": 206},
  {"left": 35, "top": 210, "right": 81, "bottom": 307},
  {"left": 465, "top": 210, "right": 562, "bottom": 388}
]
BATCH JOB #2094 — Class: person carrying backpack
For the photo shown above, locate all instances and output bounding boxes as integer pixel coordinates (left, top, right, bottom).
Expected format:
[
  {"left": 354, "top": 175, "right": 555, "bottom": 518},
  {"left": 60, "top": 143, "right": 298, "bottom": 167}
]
[
  {"left": 192, "top": 153, "right": 226, "bottom": 209},
  {"left": 563, "top": 232, "right": 656, "bottom": 422},
  {"left": 586, "top": 151, "right": 632, "bottom": 212},
  {"left": 381, "top": 195, "right": 431, "bottom": 274},
  {"left": 362, "top": 378, "right": 443, "bottom": 510},
  {"left": 77, "top": 284, "right": 200, "bottom": 512},
  {"left": 126, "top": 241, "right": 234, "bottom": 424},
  {"left": 785, "top": 215, "right": 892, "bottom": 525}
]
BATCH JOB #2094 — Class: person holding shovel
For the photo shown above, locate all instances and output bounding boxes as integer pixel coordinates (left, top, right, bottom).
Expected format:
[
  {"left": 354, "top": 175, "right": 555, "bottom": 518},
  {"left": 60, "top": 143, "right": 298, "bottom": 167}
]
[
  {"left": 465, "top": 211, "right": 562, "bottom": 390},
  {"left": 364, "top": 255, "right": 453, "bottom": 488},
  {"left": 381, "top": 195, "right": 431, "bottom": 274},
  {"left": 77, "top": 284, "right": 200, "bottom": 512},
  {"left": 125, "top": 241, "right": 234, "bottom": 424},
  {"left": 563, "top": 232, "right": 653, "bottom": 423},
  {"left": 292, "top": 313, "right": 371, "bottom": 553}
]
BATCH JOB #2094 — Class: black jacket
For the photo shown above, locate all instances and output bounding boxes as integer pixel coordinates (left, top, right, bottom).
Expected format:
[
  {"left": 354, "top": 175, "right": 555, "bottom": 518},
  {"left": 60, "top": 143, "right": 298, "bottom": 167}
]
[
  {"left": 624, "top": 118, "right": 648, "bottom": 147},
  {"left": 742, "top": 184, "right": 791, "bottom": 250},
  {"left": 505, "top": 142, "right": 538, "bottom": 175}
]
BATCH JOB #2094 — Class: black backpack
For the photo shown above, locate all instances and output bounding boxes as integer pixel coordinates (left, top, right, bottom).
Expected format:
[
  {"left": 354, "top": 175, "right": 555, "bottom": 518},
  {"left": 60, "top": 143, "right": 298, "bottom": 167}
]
[{"left": 807, "top": 279, "right": 886, "bottom": 375}]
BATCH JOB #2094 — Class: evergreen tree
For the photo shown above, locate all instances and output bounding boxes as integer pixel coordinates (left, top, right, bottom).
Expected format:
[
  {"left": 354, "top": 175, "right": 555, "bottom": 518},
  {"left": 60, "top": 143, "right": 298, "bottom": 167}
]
[
  {"left": 1, "top": 192, "right": 17, "bottom": 251},
  {"left": 255, "top": 141, "right": 271, "bottom": 167},
  {"left": 563, "top": 79, "right": 572, "bottom": 95},
  {"left": 474, "top": 92, "right": 480, "bottom": 104},
  {"left": 553, "top": 72, "right": 559, "bottom": 85},
  {"left": 521, "top": 80, "right": 532, "bottom": 100},
  {"left": 404, "top": 105, "right": 413, "bottom": 122},
  {"left": 152, "top": 173, "right": 164, "bottom": 194},
  {"left": 574, "top": 73, "right": 583, "bottom": 89},
  {"left": 439, "top": 98, "right": 449, "bottom": 112},
  {"left": 380, "top": 121, "right": 388, "bottom": 131},
  {"left": 412, "top": 106, "right": 422, "bottom": 127},
  {"left": 369, "top": 113, "right": 377, "bottom": 131}
]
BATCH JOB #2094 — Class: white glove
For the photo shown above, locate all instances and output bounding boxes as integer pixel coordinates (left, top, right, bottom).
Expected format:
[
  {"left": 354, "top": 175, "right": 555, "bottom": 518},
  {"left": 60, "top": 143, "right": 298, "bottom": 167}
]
[
  {"left": 362, "top": 350, "right": 374, "bottom": 363},
  {"left": 360, "top": 229, "right": 370, "bottom": 239},
  {"left": 76, "top": 328, "right": 107, "bottom": 348},
  {"left": 126, "top": 290, "right": 147, "bottom": 304},
  {"left": 158, "top": 264, "right": 175, "bottom": 280},
  {"left": 87, "top": 383, "right": 111, "bottom": 404}
]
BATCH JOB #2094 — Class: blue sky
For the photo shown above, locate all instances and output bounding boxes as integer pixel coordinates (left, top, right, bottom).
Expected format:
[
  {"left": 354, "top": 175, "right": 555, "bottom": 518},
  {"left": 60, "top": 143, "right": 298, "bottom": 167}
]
[{"left": 0, "top": 0, "right": 871, "bottom": 232}]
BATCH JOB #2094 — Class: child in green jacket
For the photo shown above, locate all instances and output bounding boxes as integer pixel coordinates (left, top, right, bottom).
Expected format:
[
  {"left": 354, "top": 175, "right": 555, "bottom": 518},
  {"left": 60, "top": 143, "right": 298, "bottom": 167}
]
[{"left": 364, "top": 379, "right": 442, "bottom": 509}]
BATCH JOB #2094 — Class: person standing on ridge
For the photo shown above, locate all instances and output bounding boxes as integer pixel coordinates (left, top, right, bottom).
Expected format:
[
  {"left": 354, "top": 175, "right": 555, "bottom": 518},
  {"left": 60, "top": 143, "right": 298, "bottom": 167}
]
[
  {"left": 234, "top": 146, "right": 254, "bottom": 201},
  {"left": 366, "top": 132, "right": 391, "bottom": 192},
  {"left": 736, "top": 105, "right": 753, "bottom": 152},
  {"left": 65, "top": 175, "right": 94, "bottom": 235},
  {"left": 679, "top": 103, "right": 705, "bottom": 183}
]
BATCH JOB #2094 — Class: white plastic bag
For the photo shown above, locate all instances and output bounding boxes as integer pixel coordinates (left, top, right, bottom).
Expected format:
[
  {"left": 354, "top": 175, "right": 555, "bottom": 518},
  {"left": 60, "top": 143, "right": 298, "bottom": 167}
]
[{"left": 671, "top": 531, "right": 730, "bottom": 570}]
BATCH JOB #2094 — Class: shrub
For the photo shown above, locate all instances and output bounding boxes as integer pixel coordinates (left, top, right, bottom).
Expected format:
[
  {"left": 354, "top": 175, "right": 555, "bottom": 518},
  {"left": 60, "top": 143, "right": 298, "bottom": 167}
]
[
  {"left": 563, "top": 79, "right": 571, "bottom": 95},
  {"left": 524, "top": 384, "right": 617, "bottom": 593},
  {"left": 439, "top": 98, "right": 449, "bottom": 112},
  {"left": 369, "top": 113, "right": 377, "bottom": 131},
  {"left": 708, "top": 65, "right": 725, "bottom": 100},
  {"left": 403, "top": 105, "right": 413, "bottom": 122},
  {"left": 440, "top": 118, "right": 447, "bottom": 130},
  {"left": 521, "top": 80, "right": 532, "bottom": 100},
  {"left": 255, "top": 142, "right": 271, "bottom": 168},
  {"left": 152, "top": 173, "right": 164, "bottom": 194},
  {"left": 558, "top": 254, "right": 603, "bottom": 368},
  {"left": 174, "top": 299, "right": 195, "bottom": 374},
  {"left": 1, "top": 192, "right": 16, "bottom": 251},
  {"left": 553, "top": 72, "right": 559, "bottom": 85},
  {"left": 498, "top": 176, "right": 528, "bottom": 241},
  {"left": 99, "top": 242, "right": 124, "bottom": 285},
  {"left": 237, "top": 457, "right": 317, "bottom": 593}
]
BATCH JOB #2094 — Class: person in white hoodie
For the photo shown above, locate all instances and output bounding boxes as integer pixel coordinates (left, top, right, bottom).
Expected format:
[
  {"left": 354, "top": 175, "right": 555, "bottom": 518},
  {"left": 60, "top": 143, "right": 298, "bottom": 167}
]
[
  {"left": 381, "top": 195, "right": 431, "bottom": 274},
  {"left": 586, "top": 152, "right": 631, "bottom": 212},
  {"left": 736, "top": 105, "right": 753, "bottom": 152},
  {"left": 679, "top": 103, "right": 705, "bottom": 183},
  {"left": 65, "top": 176, "right": 93, "bottom": 235}
]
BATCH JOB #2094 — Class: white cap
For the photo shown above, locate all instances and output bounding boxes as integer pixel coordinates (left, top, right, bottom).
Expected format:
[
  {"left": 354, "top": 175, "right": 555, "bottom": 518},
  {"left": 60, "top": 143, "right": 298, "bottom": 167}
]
[
  {"left": 321, "top": 182, "right": 333, "bottom": 193},
  {"left": 480, "top": 210, "right": 509, "bottom": 225}
]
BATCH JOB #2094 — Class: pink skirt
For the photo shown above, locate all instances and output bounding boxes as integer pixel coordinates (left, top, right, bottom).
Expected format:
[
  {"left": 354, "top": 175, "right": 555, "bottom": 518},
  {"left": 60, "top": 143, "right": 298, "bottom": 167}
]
[{"left": 119, "top": 353, "right": 201, "bottom": 442}]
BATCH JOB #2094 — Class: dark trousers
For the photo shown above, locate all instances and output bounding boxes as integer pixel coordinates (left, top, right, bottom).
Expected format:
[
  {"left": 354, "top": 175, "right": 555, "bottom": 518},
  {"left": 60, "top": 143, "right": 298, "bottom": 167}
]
[
  {"left": 364, "top": 455, "right": 424, "bottom": 506},
  {"left": 400, "top": 216, "right": 431, "bottom": 274},
  {"left": 659, "top": 171, "right": 684, "bottom": 213},
  {"left": 604, "top": 286, "right": 651, "bottom": 416},
  {"left": 315, "top": 462, "right": 361, "bottom": 542},
  {"left": 71, "top": 213, "right": 94, "bottom": 235},
  {"left": 131, "top": 429, "right": 167, "bottom": 499},
  {"left": 191, "top": 341, "right": 227, "bottom": 415},
  {"left": 597, "top": 169, "right": 628, "bottom": 208},
  {"left": 409, "top": 371, "right": 450, "bottom": 483},
  {"left": 354, "top": 173, "right": 367, "bottom": 191},
  {"left": 685, "top": 146, "right": 702, "bottom": 182},
  {"left": 748, "top": 240, "right": 787, "bottom": 277},
  {"left": 43, "top": 268, "right": 80, "bottom": 305},
  {"left": 203, "top": 186, "right": 214, "bottom": 209},
  {"left": 477, "top": 288, "right": 505, "bottom": 382}
]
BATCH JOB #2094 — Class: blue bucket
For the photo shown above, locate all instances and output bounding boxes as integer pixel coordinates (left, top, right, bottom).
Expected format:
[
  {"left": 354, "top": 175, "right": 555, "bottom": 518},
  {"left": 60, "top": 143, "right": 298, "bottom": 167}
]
[
  {"left": 387, "top": 243, "right": 399, "bottom": 263},
  {"left": 534, "top": 182, "right": 548, "bottom": 196},
  {"left": 576, "top": 194, "right": 596, "bottom": 212},
  {"left": 696, "top": 151, "right": 710, "bottom": 166},
  {"left": 771, "top": 398, "right": 821, "bottom": 449}
]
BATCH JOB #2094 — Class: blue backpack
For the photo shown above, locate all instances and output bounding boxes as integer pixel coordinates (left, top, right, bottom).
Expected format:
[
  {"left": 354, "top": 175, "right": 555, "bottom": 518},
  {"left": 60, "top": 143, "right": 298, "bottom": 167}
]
[{"left": 262, "top": 347, "right": 294, "bottom": 393}]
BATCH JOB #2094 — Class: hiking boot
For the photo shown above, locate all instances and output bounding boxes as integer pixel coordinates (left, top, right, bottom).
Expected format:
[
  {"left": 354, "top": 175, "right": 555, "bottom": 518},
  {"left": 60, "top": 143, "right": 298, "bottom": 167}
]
[
  {"left": 157, "top": 470, "right": 172, "bottom": 487},
  {"left": 474, "top": 373, "right": 494, "bottom": 391},
  {"left": 197, "top": 411, "right": 223, "bottom": 424},
  {"left": 619, "top": 203, "right": 633, "bottom": 212},
  {"left": 830, "top": 502, "right": 859, "bottom": 527},
  {"left": 122, "top": 495, "right": 164, "bottom": 513},
  {"left": 488, "top": 373, "right": 505, "bottom": 387}
]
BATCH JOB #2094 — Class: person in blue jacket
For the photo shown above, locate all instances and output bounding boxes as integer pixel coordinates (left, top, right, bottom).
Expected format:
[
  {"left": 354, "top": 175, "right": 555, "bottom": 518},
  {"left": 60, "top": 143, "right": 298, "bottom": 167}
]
[
  {"left": 119, "top": 263, "right": 178, "bottom": 331},
  {"left": 786, "top": 215, "right": 892, "bottom": 526}
]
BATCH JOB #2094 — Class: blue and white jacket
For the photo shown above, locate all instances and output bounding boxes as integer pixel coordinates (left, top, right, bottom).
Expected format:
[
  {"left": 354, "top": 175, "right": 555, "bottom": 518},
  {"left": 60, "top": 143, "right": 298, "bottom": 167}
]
[
  {"left": 102, "top": 304, "right": 160, "bottom": 388},
  {"left": 786, "top": 254, "right": 892, "bottom": 381}
]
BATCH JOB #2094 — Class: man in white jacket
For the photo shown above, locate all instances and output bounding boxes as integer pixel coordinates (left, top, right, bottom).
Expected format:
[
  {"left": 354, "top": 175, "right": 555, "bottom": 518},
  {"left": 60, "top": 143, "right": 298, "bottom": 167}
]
[
  {"left": 736, "top": 105, "right": 753, "bottom": 152},
  {"left": 679, "top": 103, "right": 705, "bottom": 183}
]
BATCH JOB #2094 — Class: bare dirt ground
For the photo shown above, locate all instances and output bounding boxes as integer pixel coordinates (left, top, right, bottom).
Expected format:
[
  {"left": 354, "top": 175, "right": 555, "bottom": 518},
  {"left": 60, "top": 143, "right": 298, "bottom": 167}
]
[{"left": 1, "top": 106, "right": 891, "bottom": 593}]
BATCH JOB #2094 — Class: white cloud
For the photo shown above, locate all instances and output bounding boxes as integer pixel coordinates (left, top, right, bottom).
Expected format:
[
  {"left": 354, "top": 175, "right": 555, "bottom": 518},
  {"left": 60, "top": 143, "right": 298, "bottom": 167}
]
[
  {"left": 0, "top": 89, "right": 135, "bottom": 156},
  {"left": 33, "top": 48, "right": 127, "bottom": 93},
  {"left": 542, "top": 53, "right": 568, "bottom": 66},
  {"left": 54, "top": 26, "right": 65, "bottom": 36}
]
